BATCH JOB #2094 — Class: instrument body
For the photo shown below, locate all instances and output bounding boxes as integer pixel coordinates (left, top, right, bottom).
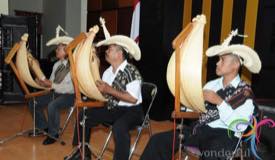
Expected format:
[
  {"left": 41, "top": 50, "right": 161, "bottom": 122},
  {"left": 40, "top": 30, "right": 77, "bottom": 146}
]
[
  {"left": 73, "top": 26, "right": 106, "bottom": 101},
  {"left": 16, "top": 34, "right": 46, "bottom": 89},
  {"left": 166, "top": 15, "right": 206, "bottom": 113}
]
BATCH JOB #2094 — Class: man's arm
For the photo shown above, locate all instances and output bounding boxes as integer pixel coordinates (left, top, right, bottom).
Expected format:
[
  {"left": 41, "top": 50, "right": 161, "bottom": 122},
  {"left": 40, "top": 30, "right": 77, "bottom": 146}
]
[
  {"left": 204, "top": 90, "right": 254, "bottom": 131},
  {"left": 216, "top": 99, "right": 254, "bottom": 127},
  {"left": 203, "top": 90, "right": 223, "bottom": 105},
  {"left": 35, "top": 78, "right": 52, "bottom": 88},
  {"left": 96, "top": 80, "right": 138, "bottom": 104}
]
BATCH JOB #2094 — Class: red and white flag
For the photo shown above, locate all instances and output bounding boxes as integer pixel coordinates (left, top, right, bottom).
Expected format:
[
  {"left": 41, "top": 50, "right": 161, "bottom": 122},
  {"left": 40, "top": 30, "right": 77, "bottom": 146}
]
[{"left": 130, "top": 0, "right": 140, "bottom": 43}]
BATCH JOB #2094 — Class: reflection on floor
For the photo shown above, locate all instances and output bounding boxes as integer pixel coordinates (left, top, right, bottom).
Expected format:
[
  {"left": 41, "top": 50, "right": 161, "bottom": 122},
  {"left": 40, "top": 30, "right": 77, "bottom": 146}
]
[{"left": 0, "top": 104, "right": 173, "bottom": 160}]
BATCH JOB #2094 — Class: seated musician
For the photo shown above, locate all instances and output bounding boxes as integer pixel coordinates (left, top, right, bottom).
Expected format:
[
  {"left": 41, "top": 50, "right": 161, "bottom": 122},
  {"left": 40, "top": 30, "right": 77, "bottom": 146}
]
[
  {"left": 140, "top": 30, "right": 262, "bottom": 160},
  {"left": 28, "top": 26, "right": 75, "bottom": 145},
  {"left": 67, "top": 35, "right": 143, "bottom": 160}
]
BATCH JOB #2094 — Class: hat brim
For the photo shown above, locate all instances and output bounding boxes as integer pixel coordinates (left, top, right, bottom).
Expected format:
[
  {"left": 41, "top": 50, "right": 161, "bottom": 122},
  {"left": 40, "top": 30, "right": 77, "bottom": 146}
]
[
  {"left": 46, "top": 36, "right": 73, "bottom": 46},
  {"left": 96, "top": 35, "right": 141, "bottom": 61},
  {"left": 206, "top": 44, "right": 262, "bottom": 73}
]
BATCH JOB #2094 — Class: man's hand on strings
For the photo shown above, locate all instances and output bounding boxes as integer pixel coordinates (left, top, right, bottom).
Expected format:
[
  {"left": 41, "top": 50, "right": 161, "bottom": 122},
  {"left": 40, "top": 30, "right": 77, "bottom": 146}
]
[
  {"left": 35, "top": 78, "right": 52, "bottom": 88},
  {"left": 96, "top": 80, "right": 112, "bottom": 94},
  {"left": 203, "top": 90, "right": 223, "bottom": 105}
]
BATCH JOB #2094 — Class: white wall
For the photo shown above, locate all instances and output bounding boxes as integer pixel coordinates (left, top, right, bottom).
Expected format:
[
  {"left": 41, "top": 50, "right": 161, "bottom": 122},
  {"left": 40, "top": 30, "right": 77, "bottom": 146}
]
[
  {"left": 65, "top": 0, "right": 82, "bottom": 37},
  {"left": 80, "top": 0, "right": 87, "bottom": 32},
  {"left": 0, "top": 0, "right": 9, "bottom": 15},
  {"left": 42, "top": 0, "right": 87, "bottom": 57},
  {"left": 42, "top": 0, "right": 66, "bottom": 56},
  {"left": 8, "top": 0, "right": 43, "bottom": 14},
  {"left": 7, "top": 0, "right": 87, "bottom": 58},
  {"left": 66, "top": 0, "right": 87, "bottom": 33}
]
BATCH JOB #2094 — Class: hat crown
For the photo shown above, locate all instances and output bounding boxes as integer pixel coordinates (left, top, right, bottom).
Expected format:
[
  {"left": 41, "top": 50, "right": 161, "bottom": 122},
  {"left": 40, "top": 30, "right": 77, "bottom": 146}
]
[
  {"left": 221, "top": 29, "right": 238, "bottom": 47},
  {"left": 97, "top": 17, "right": 141, "bottom": 61},
  {"left": 99, "top": 17, "right": 110, "bottom": 39},
  {"left": 221, "top": 29, "right": 248, "bottom": 47},
  {"left": 55, "top": 25, "right": 69, "bottom": 38},
  {"left": 46, "top": 25, "right": 73, "bottom": 46}
]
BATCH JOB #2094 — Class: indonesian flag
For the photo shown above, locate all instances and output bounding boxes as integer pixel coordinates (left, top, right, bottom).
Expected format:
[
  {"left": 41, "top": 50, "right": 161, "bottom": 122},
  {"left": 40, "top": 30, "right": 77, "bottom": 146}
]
[{"left": 130, "top": 0, "right": 140, "bottom": 43}]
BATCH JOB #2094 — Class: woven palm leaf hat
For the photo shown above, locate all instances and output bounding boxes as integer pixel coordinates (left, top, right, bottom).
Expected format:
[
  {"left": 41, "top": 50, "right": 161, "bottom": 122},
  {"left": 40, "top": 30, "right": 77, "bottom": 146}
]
[
  {"left": 96, "top": 17, "right": 141, "bottom": 61},
  {"left": 46, "top": 25, "right": 73, "bottom": 46},
  {"left": 206, "top": 29, "right": 262, "bottom": 73}
]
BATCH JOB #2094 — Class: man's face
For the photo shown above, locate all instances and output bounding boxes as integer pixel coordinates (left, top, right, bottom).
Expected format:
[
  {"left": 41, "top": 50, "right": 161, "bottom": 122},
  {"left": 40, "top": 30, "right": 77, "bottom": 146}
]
[
  {"left": 55, "top": 44, "right": 67, "bottom": 59},
  {"left": 216, "top": 54, "right": 240, "bottom": 76},
  {"left": 105, "top": 44, "right": 121, "bottom": 63}
]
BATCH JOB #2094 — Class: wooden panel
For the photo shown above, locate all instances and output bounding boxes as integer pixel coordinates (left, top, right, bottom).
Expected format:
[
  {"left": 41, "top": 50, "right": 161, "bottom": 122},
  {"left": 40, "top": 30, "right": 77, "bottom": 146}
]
[
  {"left": 244, "top": 0, "right": 259, "bottom": 48},
  {"left": 102, "top": 0, "right": 118, "bottom": 10},
  {"left": 242, "top": 0, "right": 259, "bottom": 84},
  {"left": 202, "top": 0, "right": 212, "bottom": 85},
  {"left": 118, "top": 8, "right": 132, "bottom": 36},
  {"left": 183, "top": 0, "right": 192, "bottom": 28},
  {"left": 220, "top": 0, "right": 233, "bottom": 42},
  {"left": 100, "top": 10, "right": 118, "bottom": 35},
  {"left": 88, "top": 0, "right": 102, "bottom": 11},
  {"left": 118, "top": 0, "right": 133, "bottom": 8}
]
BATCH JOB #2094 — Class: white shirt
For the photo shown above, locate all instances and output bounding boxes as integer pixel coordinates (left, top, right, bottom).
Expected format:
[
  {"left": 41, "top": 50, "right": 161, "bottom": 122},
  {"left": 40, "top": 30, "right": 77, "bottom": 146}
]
[
  {"left": 102, "top": 60, "right": 142, "bottom": 106},
  {"left": 49, "top": 60, "right": 74, "bottom": 94},
  {"left": 204, "top": 75, "right": 254, "bottom": 136}
]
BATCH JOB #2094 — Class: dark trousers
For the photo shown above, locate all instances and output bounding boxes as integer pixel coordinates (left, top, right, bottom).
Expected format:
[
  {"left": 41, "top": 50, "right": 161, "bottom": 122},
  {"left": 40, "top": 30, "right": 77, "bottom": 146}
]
[
  {"left": 28, "top": 92, "right": 74, "bottom": 136},
  {"left": 140, "top": 125, "right": 239, "bottom": 160},
  {"left": 72, "top": 104, "right": 144, "bottom": 160}
]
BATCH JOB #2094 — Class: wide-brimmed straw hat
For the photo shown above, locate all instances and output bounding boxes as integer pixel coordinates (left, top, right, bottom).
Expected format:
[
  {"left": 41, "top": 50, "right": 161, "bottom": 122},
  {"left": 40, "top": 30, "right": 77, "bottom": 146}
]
[
  {"left": 96, "top": 17, "right": 141, "bottom": 61},
  {"left": 206, "top": 29, "right": 261, "bottom": 73},
  {"left": 46, "top": 25, "right": 73, "bottom": 46}
]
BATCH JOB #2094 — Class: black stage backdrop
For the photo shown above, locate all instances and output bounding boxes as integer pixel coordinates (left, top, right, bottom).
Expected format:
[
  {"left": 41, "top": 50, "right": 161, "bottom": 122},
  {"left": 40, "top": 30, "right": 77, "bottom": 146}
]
[
  {"left": 137, "top": 0, "right": 275, "bottom": 120},
  {"left": 137, "top": 0, "right": 183, "bottom": 120}
]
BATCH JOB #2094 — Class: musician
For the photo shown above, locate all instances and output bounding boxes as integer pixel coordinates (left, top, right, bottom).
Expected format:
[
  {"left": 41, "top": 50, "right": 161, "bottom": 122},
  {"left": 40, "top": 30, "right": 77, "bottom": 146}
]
[
  {"left": 28, "top": 26, "right": 75, "bottom": 145},
  {"left": 67, "top": 35, "right": 143, "bottom": 160},
  {"left": 140, "top": 31, "right": 262, "bottom": 160}
]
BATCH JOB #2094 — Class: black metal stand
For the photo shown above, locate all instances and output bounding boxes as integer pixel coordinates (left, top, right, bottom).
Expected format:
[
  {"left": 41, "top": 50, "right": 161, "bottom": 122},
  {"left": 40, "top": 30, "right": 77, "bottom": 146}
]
[
  {"left": 59, "top": 106, "right": 75, "bottom": 137},
  {"left": 176, "top": 118, "right": 185, "bottom": 159},
  {"left": 64, "top": 106, "right": 95, "bottom": 160},
  {"left": 0, "top": 97, "right": 65, "bottom": 145}
]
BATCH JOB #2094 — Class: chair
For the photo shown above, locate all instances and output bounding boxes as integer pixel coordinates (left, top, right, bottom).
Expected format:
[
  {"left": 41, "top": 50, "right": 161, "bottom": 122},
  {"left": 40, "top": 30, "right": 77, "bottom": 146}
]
[
  {"left": 179, "top": 134, "right": 244, "bottom": 160},
  {"left": 176, "top": 107, "right": 264, "bottom": 160},
  {"left": 97, "top": 82, "right": 158, "bottom": 160}
]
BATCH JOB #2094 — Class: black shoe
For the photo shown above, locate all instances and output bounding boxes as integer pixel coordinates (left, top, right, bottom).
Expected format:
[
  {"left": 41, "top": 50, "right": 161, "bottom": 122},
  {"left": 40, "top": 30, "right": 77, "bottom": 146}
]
[
  {"left": 83, "top": 146, "right": 92, "bottom": 160},
  {"left": 28, "top": 128, "right": 48, "bottom": 136},
  {"left": 42, "top": 134, "right": 58, "bottom": 145},
  {"left": 64, "top": 147, "right": 91, "bottom": 160}
]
